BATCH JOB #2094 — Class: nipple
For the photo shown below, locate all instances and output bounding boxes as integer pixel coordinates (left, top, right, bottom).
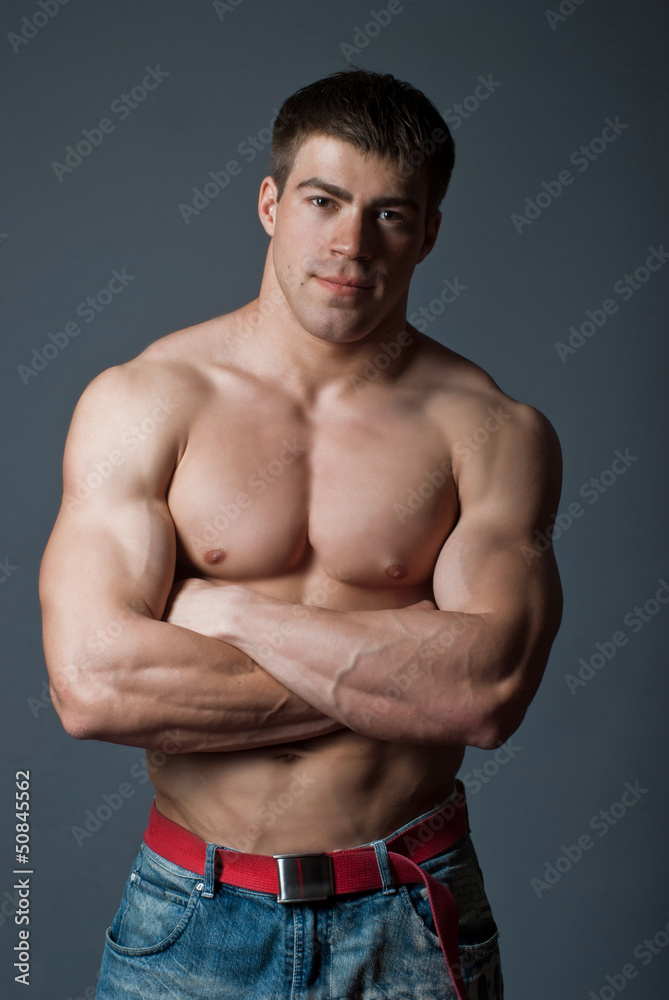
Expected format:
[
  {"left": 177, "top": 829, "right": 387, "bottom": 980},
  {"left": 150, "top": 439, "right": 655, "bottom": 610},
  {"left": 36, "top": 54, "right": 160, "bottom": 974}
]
[
  {"left": 203, "top": 549, "right": 227, "bottom": 565},
  {"left": 385, "top": 563, "right": 409, "bottom": 580}
]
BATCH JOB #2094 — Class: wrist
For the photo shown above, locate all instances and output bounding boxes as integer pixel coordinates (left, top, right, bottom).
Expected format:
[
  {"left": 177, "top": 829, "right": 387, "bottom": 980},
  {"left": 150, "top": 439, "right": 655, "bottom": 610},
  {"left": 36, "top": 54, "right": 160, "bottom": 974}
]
[{"left": 215, "top": 584, "right": 270, "bottom": 646}]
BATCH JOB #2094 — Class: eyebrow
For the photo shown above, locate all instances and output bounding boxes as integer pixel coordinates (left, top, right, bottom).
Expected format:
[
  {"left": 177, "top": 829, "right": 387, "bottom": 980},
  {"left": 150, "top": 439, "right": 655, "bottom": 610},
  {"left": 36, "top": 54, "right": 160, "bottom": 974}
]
[{"left": 295, "top": 176, "right": 421, "bottom": 214}]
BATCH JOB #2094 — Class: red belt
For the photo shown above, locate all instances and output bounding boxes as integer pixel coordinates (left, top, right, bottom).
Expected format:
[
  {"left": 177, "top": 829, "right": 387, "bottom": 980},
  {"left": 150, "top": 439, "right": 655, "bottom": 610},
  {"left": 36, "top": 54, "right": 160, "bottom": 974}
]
[{"left": 144, "top": 789, "right": 470, "bottom": 1000}]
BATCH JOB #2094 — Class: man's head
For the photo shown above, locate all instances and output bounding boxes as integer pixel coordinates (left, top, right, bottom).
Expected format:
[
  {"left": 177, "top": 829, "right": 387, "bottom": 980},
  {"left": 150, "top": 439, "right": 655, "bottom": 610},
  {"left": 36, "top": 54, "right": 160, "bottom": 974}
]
[
  {"left": 270, "top": 70, "right": 455, "bottom": 227},
  {"left": 256, "top": 71, "right": 454, "bottom": 348}
]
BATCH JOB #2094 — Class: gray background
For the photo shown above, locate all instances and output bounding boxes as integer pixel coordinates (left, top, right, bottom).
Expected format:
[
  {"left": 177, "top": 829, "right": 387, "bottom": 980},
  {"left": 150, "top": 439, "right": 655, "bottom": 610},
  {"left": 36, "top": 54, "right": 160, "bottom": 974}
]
[{"left": 2, "top": 0, "right": 668, "bottom": 997}]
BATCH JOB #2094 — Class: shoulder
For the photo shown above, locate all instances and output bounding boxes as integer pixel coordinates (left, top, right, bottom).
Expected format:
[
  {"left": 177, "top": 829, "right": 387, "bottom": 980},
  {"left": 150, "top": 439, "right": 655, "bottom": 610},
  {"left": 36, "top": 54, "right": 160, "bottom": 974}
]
[
  {"left": 71, "top": 306, "right": 248, "bottom": 426},
  {"left": 63, "top": 319, "right": 211, "bottom": 474},
  {"left": 411, "top": 329, "right": 560, "bottom": 457},
  {"left": 408, "top": 330, "right": 562, "bottom": 499},
  {"left": 68, "top": 358, "right": 187, "bottom": 466}
]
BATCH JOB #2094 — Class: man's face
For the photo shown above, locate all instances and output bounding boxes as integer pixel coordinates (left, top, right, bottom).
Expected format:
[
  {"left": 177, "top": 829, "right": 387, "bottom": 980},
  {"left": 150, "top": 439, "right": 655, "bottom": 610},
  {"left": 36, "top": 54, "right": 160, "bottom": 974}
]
[{"left": 259, "top": 134, "right": 441, "bottom": 344}]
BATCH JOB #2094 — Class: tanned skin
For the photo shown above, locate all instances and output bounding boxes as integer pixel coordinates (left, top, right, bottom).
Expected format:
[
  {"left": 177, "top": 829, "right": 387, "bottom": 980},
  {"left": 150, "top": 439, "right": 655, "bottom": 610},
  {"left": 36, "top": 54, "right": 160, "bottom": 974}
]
[{"left": 40, "top": 135, "right": 562, "bottom": 855}]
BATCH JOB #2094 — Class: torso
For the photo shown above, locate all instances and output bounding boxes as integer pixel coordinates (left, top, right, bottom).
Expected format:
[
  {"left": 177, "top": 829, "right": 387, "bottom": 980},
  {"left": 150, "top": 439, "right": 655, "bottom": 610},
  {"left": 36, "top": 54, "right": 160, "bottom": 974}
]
[{"left": 143, "top": 305, "right": 511, "bottom": 853}]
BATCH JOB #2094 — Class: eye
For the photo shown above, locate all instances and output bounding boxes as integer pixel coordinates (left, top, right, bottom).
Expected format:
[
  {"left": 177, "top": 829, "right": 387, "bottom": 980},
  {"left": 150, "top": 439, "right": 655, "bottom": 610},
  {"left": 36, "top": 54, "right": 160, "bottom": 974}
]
[
  {"left": 310, "top": 196, "right": 333, "bottom": 209},
  {"left": 379, "top": 209, "right": 405, "bottom": 222}
]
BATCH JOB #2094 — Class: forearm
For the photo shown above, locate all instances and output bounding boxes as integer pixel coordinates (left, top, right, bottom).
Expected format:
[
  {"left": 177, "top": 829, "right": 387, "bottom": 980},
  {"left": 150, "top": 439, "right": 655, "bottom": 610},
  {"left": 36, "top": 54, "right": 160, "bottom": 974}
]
[
  {"left": 47, "top": 612, "right": 344, "bottom": 752},
  {"left": 213, "top": 590, "right": 516, "bottom": 748}
]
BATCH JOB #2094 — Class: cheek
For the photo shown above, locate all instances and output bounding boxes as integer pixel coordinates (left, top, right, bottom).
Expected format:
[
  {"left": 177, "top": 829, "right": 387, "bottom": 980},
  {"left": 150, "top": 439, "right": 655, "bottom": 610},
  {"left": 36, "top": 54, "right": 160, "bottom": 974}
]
[
  {"left": 385, "top": 250, "right": 416, "bottom": 284},
  {"left": 272, "top": 232, "right": 299, "bottom": 278},
  {"left": 274, "top": 219, "right": 311, "bottom": 265}
]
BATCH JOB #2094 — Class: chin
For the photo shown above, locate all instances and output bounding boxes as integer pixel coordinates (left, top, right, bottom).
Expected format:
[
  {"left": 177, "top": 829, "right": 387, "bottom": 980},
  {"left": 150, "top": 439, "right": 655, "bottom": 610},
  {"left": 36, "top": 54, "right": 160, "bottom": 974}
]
[
  {"left": 296, "top": 309, "right": 372, "bottom": 344},
  {"left": 307, "top": 323, "right": 371, "bottom": 345}
]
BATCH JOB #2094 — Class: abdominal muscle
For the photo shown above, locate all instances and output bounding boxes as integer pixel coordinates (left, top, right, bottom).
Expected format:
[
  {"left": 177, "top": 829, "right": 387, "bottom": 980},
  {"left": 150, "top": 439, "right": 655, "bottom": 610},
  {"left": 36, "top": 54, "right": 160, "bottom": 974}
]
[{"left": 151, "top": 731, "right": 465, "bottom": 855}]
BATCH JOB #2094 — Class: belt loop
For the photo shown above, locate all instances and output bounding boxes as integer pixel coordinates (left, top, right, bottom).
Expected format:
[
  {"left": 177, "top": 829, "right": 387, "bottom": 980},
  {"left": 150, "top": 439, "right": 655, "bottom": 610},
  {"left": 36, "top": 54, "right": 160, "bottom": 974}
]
[
  {"left": 201, "top": 842, "right": 219, "bottom": 899},
  {"left": 372, "top": 839, "right": 397, "bottom": 895}
]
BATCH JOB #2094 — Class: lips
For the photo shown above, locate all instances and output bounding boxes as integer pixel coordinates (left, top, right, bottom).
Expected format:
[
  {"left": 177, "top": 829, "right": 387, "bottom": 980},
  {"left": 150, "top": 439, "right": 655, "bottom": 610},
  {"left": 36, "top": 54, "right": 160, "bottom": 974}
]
[{"left": 315, "top": 275, "right": 374, "bottom": 290}]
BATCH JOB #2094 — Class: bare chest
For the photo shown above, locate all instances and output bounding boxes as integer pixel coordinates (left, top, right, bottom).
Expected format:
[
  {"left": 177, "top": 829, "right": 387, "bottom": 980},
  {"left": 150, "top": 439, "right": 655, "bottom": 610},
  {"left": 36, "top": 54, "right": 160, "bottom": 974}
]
[{"left": 168, "top": 391, "right": 458, "bottom": 592}]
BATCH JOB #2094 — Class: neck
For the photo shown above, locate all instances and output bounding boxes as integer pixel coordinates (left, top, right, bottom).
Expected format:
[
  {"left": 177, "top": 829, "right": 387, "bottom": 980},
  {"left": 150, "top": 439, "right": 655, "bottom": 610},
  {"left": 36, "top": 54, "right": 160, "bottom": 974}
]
[{"left": 227, "top": 246, "right": 416, "bottom": 401}]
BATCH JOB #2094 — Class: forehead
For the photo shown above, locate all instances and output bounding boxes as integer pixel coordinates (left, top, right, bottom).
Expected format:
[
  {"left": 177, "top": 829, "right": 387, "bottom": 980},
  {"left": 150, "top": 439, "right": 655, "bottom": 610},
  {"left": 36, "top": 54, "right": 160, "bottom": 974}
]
[{"left": 285, "top": 133, "right": 428, "bottom": 208}]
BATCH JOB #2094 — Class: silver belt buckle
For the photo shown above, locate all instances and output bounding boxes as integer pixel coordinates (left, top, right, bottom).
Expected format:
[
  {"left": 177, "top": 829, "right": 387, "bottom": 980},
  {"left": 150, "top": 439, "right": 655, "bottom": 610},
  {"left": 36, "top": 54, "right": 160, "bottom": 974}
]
[{"left": 273, "top": 851, "right": 334, "bottom": 903}]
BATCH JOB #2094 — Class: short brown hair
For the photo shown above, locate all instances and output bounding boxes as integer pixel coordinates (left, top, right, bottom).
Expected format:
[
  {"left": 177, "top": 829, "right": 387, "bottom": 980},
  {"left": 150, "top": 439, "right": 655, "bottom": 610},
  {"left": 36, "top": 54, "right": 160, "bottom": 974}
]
[{"left": 270, "top": 70, "right": 455, "bottom": 223}]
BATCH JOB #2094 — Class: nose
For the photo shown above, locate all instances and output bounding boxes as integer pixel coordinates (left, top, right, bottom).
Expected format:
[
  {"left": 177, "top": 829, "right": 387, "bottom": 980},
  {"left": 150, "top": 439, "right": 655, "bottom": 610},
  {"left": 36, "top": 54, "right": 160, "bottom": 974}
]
[{"left": 330, "top": 210, "right": 373, "bottom": 259}]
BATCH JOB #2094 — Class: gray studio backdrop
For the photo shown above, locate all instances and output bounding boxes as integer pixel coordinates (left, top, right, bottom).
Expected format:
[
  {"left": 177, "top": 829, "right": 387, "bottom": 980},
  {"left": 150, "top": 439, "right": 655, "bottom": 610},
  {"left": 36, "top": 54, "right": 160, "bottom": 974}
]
[{"left": 2, "top": 1, "right": 668, "bottom": 997}]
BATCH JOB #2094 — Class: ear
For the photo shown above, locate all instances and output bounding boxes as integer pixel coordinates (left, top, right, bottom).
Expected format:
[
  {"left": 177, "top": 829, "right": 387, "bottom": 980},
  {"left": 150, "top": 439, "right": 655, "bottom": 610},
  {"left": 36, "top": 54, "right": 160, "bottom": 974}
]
[
  {"left": 258, "top": 176, "right": 279, "bottom": 237},
  {"left": 416, "top": 210, "right": 442, "bottom": 264}
]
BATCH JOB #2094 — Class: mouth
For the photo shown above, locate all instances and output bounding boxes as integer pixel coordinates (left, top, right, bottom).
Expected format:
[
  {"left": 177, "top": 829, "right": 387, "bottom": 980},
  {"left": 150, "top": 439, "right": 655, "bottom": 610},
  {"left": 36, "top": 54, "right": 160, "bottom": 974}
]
[{"left": 315, "top": 275, "right": 375, "bottom": 294}]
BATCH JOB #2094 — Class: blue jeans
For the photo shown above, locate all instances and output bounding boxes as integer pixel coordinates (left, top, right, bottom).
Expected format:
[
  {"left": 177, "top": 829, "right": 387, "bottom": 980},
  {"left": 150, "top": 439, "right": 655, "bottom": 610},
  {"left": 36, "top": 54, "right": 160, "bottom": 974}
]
[{"left": 96, "top": 795, "right": 503, "bottom": 999}]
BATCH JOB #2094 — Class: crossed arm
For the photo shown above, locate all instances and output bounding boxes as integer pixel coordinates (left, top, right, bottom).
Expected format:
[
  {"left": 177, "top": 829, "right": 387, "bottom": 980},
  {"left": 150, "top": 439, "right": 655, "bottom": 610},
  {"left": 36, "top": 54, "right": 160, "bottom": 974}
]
[
  {"left": 164, "top": 404, "right": 563, "bottom": 750},
  {"left": 40, "top": 365, "right": 562, "bottom": 754},
  {"left": 39, "top": 366, "right": 345, "bottom": 753}
]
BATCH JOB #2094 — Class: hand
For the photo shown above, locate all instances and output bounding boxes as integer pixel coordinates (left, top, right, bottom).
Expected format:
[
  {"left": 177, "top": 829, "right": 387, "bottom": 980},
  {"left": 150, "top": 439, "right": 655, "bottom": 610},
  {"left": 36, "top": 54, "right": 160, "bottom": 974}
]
[{"left": 162, "top": 577, "right": 236, "bottom": 638}]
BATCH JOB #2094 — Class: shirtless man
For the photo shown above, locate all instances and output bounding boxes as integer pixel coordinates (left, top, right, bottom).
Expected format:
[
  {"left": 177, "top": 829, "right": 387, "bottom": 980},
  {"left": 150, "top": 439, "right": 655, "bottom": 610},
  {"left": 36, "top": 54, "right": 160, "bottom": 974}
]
[{"left": 40, "top": 70, "right": 562, "bottom": 999}]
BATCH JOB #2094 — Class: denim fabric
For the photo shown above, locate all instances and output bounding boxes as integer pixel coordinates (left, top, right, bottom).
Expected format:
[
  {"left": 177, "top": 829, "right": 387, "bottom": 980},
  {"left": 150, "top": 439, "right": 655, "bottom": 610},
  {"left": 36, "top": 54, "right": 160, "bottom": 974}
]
[{"left": 96, "top": 796, "right": 503, "bottom": 999}]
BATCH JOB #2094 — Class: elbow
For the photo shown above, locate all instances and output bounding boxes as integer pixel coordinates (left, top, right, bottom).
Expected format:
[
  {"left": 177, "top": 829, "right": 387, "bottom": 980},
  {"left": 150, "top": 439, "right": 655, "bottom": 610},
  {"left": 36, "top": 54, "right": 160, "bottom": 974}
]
[
  {"left": 61, "top": 712, "right": 100, "bottom": 742},
  {"left": 47, "top": 656, "right": 116, "bottom": 742},
  {"left": 465, "top": 678, "right": 530, "bottom": 750},
  {"left": 50, "top": 680, "right": 107, "bottom": 741},
  {"left": 464, "top": 631, "right": 552, "bottom": 749},
  {"left": 426, "top": 669, "right": 525, "bottom": 750},
  {"left": 467, "top": 713, "right": 523, "bottom": 751}
]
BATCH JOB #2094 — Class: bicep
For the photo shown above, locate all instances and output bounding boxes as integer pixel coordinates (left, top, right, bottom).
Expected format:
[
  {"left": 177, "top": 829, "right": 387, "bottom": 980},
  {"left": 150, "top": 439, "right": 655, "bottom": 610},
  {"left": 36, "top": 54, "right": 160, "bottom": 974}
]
[
  {"left": 40, "top": 367, "right": 180, "bottom": 669},
  {"left": 432, "top": 404, "right": 563, "bottom": 678},
  {"left": 41, "top": 499, "right": 176, "bottom": 635}
]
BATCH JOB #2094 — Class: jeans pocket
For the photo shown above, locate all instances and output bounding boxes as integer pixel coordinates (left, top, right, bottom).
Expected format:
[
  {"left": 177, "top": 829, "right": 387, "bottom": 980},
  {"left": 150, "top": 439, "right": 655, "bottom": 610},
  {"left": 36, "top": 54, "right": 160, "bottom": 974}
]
[
  {"left": 104, "top": 848, "right": 204, "bottom": 957},
  {"left": 458, "top": 928, "right": 504, "bottom": 998},
  {"left": 399, "top": 856, "right": 503, "bottom": 997}
]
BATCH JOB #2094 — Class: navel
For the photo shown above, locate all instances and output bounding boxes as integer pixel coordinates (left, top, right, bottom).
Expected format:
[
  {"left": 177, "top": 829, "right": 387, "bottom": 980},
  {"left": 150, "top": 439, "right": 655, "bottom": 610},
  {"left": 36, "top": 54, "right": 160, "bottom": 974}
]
[
  {"left": 385, "top": 563, "right": 409, "bottom": 580},
  {"left": 203, "top": 548, "right": 227, "bottom": 565}
]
